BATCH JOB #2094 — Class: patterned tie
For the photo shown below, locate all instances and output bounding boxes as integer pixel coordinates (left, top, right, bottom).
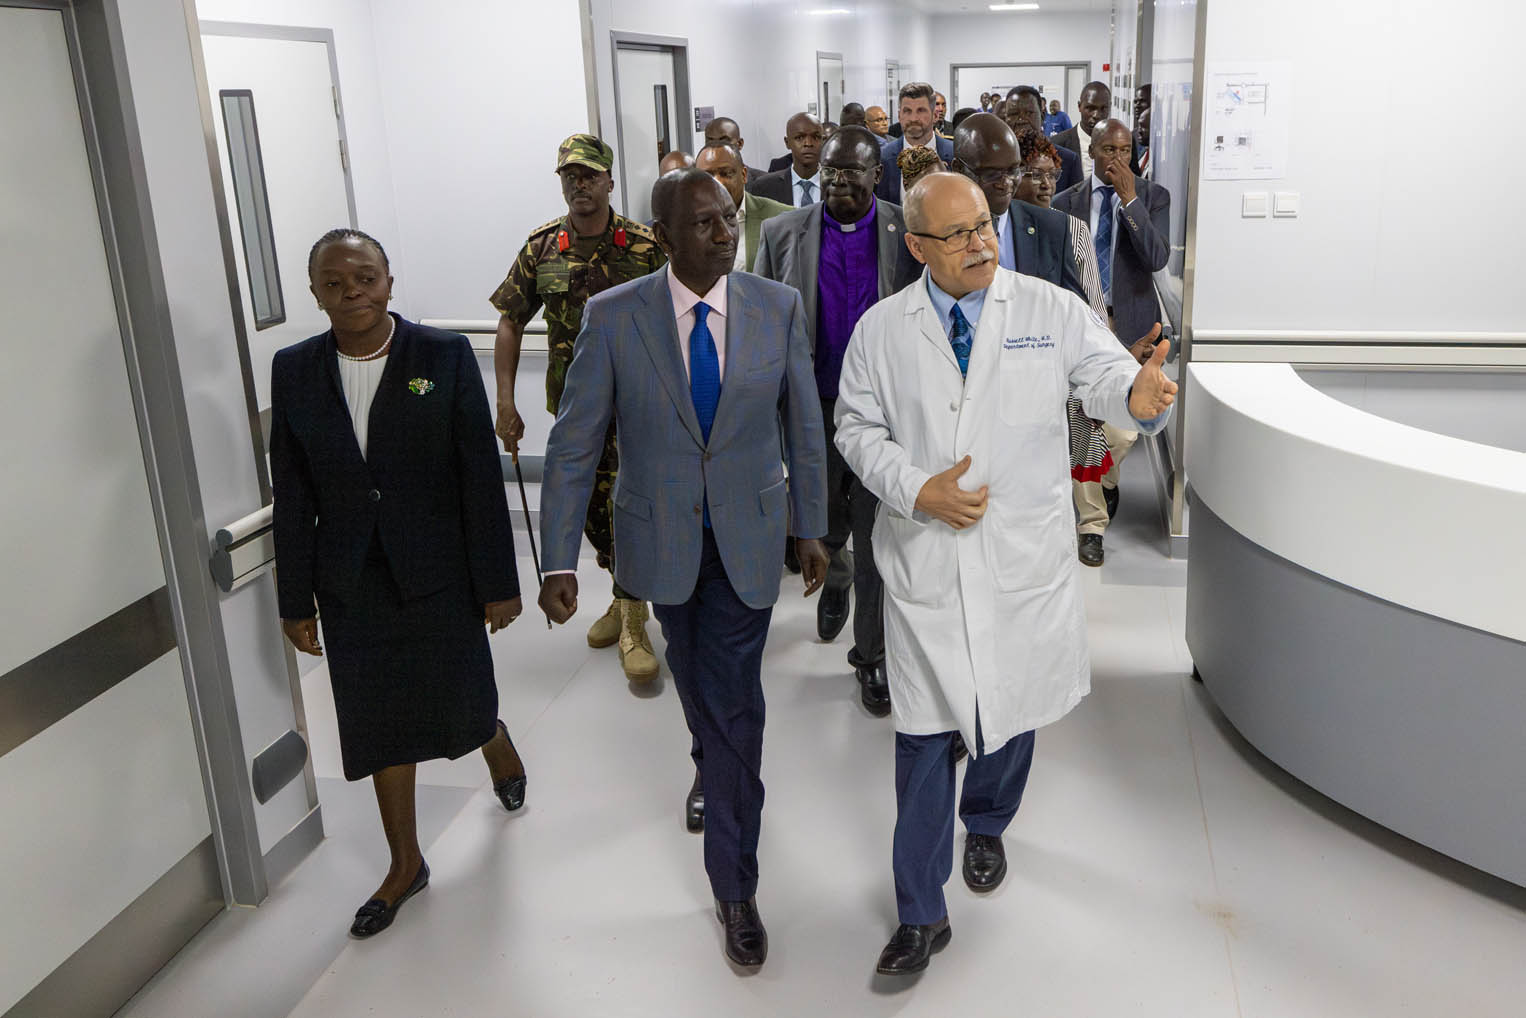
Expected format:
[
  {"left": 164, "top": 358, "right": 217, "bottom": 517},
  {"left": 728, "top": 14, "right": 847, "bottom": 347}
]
[
  {"left": 689, "top": 301, "right": 721, "bottom": 526},
  {"left": 1094, "top": 184, "right": 1115, "bottom": 299},
  {"left": 798, "top": 178, "right": 815, "bottom": 206},
  {"left": 949, "top": 304, "right": 973, "bottom": 377}
]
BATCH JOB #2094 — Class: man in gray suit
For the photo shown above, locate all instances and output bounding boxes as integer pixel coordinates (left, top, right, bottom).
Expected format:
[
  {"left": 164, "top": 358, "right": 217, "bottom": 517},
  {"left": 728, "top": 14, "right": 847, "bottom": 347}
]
[
  {"left": 754, "top": 125, "right": 922, "bottom": 717},
  {"left": 539, "top": 168, "right": 829, "bottom": 971},
  {"left": 1052, "top": 118, "right": 1171, "bottom": 565}
]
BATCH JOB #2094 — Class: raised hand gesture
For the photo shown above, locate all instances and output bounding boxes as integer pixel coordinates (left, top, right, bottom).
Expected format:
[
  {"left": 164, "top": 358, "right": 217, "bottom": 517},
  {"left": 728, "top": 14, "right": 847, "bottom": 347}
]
[{"left": 1128, "top": 339, "right": 1178, "bottom": 420}]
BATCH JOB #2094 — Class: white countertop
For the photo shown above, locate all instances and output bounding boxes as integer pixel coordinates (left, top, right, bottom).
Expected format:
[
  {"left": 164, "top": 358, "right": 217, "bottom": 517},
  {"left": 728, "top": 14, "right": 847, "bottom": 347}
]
[{"left": 1186, "top": 363, "right": 1526, "bottom": 643}]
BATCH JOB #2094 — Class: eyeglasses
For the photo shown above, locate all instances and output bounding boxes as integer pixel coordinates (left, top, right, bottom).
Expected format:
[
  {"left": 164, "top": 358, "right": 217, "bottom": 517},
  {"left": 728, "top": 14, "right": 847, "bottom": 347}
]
[
  {"left": 951, "top": 160, "right": 1017, "bottom": 189},
  {"left": 1019, "top": 168, "right": 1058, "bottom": 185},
  {"left": 910, "top": 217, "right": 996, "bottom": 252},
  {"left": 819, "top": 165, "right": 874, "bottom": 185}
]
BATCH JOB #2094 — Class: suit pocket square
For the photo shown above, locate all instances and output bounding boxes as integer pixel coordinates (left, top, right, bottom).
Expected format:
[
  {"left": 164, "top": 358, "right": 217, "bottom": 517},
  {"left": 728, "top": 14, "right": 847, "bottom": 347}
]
[{"left": 407, "top": 378, "right": 435, "bottom": 395}]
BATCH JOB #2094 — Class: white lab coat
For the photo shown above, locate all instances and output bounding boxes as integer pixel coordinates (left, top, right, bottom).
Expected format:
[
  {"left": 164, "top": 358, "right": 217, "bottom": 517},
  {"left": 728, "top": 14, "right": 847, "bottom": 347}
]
[{"left": 834, "top": 267, "right": 1168, "bottom": 756}]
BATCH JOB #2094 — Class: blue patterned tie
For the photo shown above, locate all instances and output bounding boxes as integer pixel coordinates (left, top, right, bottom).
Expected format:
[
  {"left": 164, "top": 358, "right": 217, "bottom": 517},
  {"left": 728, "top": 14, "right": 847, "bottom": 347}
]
[
  {"left": 689, "top": 301, "right": 721, "bottom": 525},
  {"left": 1094, "top": 184, "right": 1115, "bottom": 299},
  {"left": 949, "top": 304, "right": 972, "bottom": 377},
  {"left": 798, "top": 179, "right": 815, "bottom": 206}
]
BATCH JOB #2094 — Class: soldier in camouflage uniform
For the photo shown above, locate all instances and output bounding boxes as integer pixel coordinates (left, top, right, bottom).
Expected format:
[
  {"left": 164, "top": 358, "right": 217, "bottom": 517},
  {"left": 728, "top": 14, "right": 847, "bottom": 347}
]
[{"left": 490, "top": 134, "right": 667, "bottom": 682}]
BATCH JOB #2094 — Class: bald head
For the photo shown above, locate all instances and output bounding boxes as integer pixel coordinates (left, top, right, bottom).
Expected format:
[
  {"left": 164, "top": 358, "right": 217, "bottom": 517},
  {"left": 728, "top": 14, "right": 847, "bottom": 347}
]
[
  {"left": 952, "top": 113, "right": 1021, "bottom": 216},
  {"left": 703, "top": 116, "right": 744, "bottom": 151},
  {"left": 865, "top": 105, "right": 890, "bottom": 137},
  {"left": 696, "top": 142, "right": 746, "bottom": 205},
  {"left": 659, "top": 149, "right": 695, "bottom": 175},
  {"left": 903, "top": 173, "right": 997, "bottom": 298},
  {"left": 840, "top": 102, "right": 866, "bottom": 127}
]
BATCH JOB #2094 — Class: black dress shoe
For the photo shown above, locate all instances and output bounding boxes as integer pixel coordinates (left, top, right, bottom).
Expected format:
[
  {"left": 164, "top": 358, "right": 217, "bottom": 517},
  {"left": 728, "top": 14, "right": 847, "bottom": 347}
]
[
  {"left": 715, "top": 898, "right": 768, "bottom": 967},
  {"left": 491, "top": 719, "right": 527, "bottom": 812},
  {"left": 856, "top": 663, "right": 891, "bottom": 717},
  {"left": 817, "top": 584, "right": 849, "bottom": 641},
  {"left": 685, "top": 770, "right": 705, "bottom": 833},
  {"left": 951, "top": 732, "right": 968, "bottom": 763},
  {"left": 875, "top": 916, "right": 951, "bottom": 975},
  {"left": 963, "top": 833, "right": 1007, "bottom": 891},
  {"left": 1103, "top": 485, "right": 1120, "bottom": 520},
  {"left": 1078, "top": 533, "right": 1104, "bottom": 567},
  {"left": 350, "top": 860, "right": 429, "bottom": 938}
]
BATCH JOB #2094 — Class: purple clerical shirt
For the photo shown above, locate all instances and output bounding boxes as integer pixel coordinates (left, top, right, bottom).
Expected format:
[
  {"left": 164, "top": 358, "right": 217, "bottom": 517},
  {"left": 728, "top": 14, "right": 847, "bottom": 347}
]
[{"left": 815, "top": 198, "right": 879, "bottom": 399}]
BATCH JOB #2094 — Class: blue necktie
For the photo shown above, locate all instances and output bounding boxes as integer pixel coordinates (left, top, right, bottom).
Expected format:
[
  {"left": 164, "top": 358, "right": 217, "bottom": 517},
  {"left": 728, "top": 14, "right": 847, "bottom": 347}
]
[
  {"left": 949, "top": 304, "right": 972, "bottom": 377},
  {"left": 798, "top": 179, "right": 815, "bottom": 206},
  {"left": 1094, "top": 185, "right": 1115, "bottom": 299},
  {"left": 689, "top": 302, "right": 721, "bottom": 525}
]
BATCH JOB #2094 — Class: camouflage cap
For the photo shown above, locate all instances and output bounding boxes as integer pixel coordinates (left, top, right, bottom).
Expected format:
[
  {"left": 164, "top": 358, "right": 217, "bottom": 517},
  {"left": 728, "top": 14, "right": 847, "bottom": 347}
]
[{"left": 556, "top": 133, "right": 614, "bottom": 173}]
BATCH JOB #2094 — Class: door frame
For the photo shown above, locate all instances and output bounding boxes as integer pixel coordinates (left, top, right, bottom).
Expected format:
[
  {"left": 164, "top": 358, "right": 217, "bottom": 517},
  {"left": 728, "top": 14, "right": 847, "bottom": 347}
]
[
  {"left": 816, "top": 49, "right": 843, "bottom": 121},
  {"left": 949, "top": 60, "right": 1094, "bottom": 111},
  {"left": 609, "top": 31, "right": 690, "bottom": 220}
]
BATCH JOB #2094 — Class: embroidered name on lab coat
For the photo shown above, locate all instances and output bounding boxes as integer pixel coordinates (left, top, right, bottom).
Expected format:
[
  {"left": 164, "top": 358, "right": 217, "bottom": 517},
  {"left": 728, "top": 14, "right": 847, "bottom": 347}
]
[{"left": 1003, "top": 335, "right": 1054, "bottom": 350}]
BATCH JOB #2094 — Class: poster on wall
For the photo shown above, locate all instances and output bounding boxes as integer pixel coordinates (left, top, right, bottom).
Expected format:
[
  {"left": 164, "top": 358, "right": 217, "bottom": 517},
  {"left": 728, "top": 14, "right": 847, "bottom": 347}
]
[{"left": 1203, "top": 60, "right": 1291, "bottom": 179}]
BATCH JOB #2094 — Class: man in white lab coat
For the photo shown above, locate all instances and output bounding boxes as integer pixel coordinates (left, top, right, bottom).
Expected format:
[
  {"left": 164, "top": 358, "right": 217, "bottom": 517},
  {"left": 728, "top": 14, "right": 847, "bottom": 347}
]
[{"left": 833, "top": 173, "right": 1177, "bottom": 975}]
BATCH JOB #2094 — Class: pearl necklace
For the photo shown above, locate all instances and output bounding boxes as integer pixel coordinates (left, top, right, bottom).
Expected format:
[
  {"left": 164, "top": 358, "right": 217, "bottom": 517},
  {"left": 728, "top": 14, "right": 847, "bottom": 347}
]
[{"left": 336, "top": 315, "right": 396, "bottom": 362}]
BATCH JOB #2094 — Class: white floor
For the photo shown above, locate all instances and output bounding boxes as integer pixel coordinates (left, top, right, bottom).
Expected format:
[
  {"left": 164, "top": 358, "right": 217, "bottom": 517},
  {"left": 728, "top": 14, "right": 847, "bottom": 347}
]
[{"left": 119, "top": 456, "right": 1526, "bottom": 1017}]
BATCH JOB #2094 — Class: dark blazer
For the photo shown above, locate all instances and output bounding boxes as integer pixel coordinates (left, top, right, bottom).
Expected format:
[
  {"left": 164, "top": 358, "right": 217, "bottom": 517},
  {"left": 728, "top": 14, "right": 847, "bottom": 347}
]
[
  {"left": 1053, "top": 144, "right": 1083, "bottom": 194},
  {"left": 752, "top": 200, "right": 922, "bottom": 353},
  {"left": 747, "top": 167, "right": 813, "bottom": 207},
  {"left": 1051, "top": 125, "right": 1142, "bottom": 177},
  {"left": 540, "top": 271, "right": 828, "bottom": 610},
  {"left": 269, "top": 315, "right": 518, "bottom": 620},
  {"left": 767, "top": 154, "right": 792, "bottom": 173},
  {"left": 874, "top": 134, "right": 955, "bottom": 203},
  {"left": 1002, "top": 199, "right": 1093, "bottom": 307},
  {"left": 1052, "top": 175, "right": 1170, "bottom": 344}
]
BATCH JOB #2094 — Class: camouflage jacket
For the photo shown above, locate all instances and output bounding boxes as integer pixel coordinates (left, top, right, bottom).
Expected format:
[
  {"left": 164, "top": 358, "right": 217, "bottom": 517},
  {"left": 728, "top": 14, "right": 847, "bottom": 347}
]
[{"left": 489, "top": 211, "right": 665, "bottom": 412}]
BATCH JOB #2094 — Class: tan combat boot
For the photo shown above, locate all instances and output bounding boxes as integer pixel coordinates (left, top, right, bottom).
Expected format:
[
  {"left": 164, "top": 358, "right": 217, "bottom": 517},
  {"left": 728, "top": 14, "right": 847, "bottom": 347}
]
[
  {"left": 617, "top": 599, "right": 660, "bottom": 682},
  {"left": 586, "top": 601, "right": 621, "bottom": 649}
]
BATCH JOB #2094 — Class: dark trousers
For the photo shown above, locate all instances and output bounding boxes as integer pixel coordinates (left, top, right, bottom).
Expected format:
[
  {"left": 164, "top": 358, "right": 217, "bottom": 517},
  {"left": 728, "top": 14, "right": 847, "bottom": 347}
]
[
  {"left": 821, "top": 397, "right": 884, "bottom": 669},
  {"left": 892, "top": 723, "right": 1035, "bottom": 925},
  {"left": 653, "top": 529, "right": 773, "bottom": 902}
]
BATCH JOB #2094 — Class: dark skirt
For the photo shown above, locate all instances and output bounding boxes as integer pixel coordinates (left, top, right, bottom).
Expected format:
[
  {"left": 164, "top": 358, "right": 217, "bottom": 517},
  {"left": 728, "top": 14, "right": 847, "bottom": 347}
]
[{"left": 318, "top": 540, "right": 498, "bottom": 781}]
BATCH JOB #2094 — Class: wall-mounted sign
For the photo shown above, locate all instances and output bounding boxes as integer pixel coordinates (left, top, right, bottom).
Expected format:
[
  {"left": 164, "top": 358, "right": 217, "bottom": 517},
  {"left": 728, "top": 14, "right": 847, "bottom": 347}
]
[
  {"left": 1204, "top": 60, "right": 1292, "bottom": 180},
  {"left": 694, "top": 105, "right": 715, "bottom": 131}
]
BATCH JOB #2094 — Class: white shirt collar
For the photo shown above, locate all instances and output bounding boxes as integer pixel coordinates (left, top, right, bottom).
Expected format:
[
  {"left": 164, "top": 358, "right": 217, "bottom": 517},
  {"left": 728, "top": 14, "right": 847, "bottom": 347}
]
[
  {"left": 667, "top": 264, "right": 728, "bottom": 320},
  {"left": 904, "top": 133, "right": 936, "bottom": 151},
  {"left": 789, "top": 165, "right": 819, "bottom": 187}
]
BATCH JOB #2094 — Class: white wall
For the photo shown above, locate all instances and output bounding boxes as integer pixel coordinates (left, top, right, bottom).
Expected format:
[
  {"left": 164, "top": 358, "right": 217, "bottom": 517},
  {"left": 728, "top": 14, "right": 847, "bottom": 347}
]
[
  {"left": 926, "top": 11, "right": 1111, "bottom": 111},
  {"left": 1190, "top": 0, "right": 1526, "bottom": 335}
]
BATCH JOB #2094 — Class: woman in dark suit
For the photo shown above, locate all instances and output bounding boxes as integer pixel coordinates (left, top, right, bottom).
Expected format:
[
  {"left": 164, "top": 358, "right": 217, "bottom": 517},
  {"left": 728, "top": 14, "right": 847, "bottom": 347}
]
[{"left": 270, "top": 229, "right": 527, "bottom": 938}]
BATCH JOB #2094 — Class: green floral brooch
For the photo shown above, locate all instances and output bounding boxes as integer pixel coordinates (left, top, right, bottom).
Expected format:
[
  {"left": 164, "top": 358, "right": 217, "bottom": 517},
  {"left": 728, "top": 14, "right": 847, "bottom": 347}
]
[{"left": 407, "top": 378, "right": 435, "bottom": 395}]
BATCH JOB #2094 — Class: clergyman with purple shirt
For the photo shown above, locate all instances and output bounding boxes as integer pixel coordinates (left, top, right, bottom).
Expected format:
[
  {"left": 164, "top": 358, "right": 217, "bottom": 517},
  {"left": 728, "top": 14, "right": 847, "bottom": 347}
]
[{"left": 753, "top": 125, "right": 923, "bottom": 717}]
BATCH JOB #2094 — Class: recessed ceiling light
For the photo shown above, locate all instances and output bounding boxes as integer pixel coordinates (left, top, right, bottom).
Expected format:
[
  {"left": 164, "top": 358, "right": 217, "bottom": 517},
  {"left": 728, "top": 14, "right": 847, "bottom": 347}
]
[
  {"left": 990, "top": 3, "right": 1041, "bottom": 9},
  {"left": 807, "top": 7, "right": 851, "bottom": 14}
]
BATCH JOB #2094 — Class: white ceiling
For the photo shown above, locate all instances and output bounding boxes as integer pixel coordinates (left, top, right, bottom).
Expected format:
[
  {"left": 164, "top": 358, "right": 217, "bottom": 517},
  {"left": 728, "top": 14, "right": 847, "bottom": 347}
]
[{"left": 899, "top": 0, "right": 1115, "bottom": 13}]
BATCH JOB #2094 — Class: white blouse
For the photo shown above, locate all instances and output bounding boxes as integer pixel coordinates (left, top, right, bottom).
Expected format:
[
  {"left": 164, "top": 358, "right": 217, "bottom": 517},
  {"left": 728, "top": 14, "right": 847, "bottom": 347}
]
[{"left": 337, "top": 353, "right": 388, "bottom": 459}]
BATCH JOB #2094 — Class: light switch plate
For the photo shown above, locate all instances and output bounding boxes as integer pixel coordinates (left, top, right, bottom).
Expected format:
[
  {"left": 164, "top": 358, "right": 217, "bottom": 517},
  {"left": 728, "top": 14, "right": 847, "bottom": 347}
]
[
  {"left": 1241, "top": 192, "right": 1269, "bottom": 218},
  {"left": 1273, "top": 191, "right": 1300, "bottom": 217}
]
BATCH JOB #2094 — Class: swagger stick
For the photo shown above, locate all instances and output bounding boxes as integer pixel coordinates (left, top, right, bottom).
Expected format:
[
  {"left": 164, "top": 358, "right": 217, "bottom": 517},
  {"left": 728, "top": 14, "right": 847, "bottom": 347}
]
[{"left": 511, "top": 451, "right": 550, "bottom": 628}]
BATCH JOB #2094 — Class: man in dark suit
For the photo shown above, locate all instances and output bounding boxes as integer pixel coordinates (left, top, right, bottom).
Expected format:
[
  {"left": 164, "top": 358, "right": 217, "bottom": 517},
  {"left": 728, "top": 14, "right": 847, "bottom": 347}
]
[
  {"left": 1053, "top": 118, "right": 1170, "bottom": 564},
  {"left": 748, "top": 112, "right": 825, "bottom": 208},
  {"left": 539, "top": 169, "right": 829, "bottom": 970},
  {"left": 875, "top": 82, "right": 955, "bottom": 204},
  {"left": 1003, "top": 86, "right": 1081, "bottom": 193},
  {"left": 753, "top": 126, "right": 922, "bottom": 718},
  {"left": 702, "top": 116, "right": 767, "bottom": 184},
  {"left": 1051, "top": 80, "right": 1140, "bottom": 179},
  {"left": 951, "top": 114, "right": 1094, "bottom": 306}
]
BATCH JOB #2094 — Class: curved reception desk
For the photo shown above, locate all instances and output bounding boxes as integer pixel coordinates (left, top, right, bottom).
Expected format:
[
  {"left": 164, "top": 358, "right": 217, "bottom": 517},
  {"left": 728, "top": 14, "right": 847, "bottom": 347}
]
[{"left": 1184, "top": 362, "right": 1526, "bottom": 887}]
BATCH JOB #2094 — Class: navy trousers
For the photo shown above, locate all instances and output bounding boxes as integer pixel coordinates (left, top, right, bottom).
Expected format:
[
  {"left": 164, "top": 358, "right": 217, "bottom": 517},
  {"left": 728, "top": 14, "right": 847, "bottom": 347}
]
[
  {"left": 892, "top": 723, "right": 1035, "bottom": 925},
  {"left": 653, "top": 529, "right": 773, "bottom": 902}
]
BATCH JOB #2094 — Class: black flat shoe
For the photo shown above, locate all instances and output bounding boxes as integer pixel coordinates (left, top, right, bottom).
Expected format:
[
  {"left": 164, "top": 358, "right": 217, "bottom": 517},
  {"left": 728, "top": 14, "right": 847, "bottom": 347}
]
[
  {"left": 685, "top": 769, "right": 705, "bottom": 833},
  {"left": 963, "top": 833, "right": 1007, "bottom": 891},
  {"left": 715, "top": 898, "right": 768, "bottom": 967},
  {"left": 492, "top": 719, "right": 527, "bottom": 812},
  {"left": 350, "top": 860, "right": 429, "bottom": 939},
  {"left": 1078, "top": 532, "right": 1104, "bottom": 567},
  {"left": 856, "top": 662, "right": 891, "bottom": 717},
  {"left": 875, "top": 916, "right": 951, "bottom": 975}
]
